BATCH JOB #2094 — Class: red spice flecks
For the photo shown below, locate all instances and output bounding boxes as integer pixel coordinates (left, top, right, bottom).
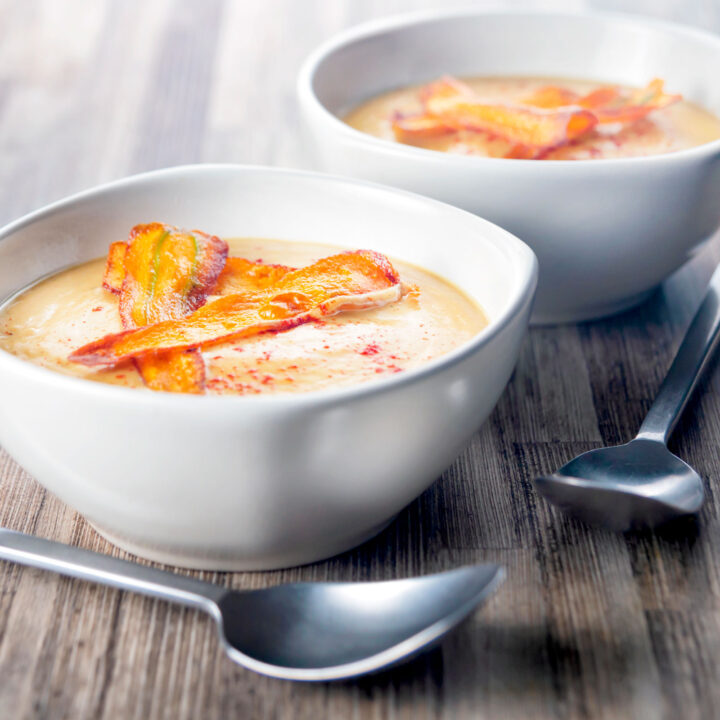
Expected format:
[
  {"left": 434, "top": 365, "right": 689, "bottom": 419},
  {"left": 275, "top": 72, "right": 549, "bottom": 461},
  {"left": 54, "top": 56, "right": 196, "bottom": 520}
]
[
  {"left": 359, "top": 342, "right": 380, "bottom": 356},
  {"left": 233, "top": 346, "right": 244, "bottom": 352},
  {"left": 92, "top": 306, "right": 103, "bottom": 312},
  {"left": 207, "top": 376, "right": 259, "bottom": 395},
  {"left": 375, "top": 363, "right": 404, "bottom": 375},
  {"left": 262, "top": 350, "right": 272, "bottom": 361},
  {"left": 261, "top": 375, "right": 274, "bottom": 385},
  {"left": 212, "top": 355, "right": 223, "bottom": 360},
  {"left": 115, "top": 374, "right": 126, "bottom": 379}
]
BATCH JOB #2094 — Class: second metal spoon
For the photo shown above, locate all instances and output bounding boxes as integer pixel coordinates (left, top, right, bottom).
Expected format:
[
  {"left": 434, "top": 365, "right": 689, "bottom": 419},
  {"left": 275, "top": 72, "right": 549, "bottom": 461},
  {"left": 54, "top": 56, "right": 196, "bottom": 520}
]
[{"left": 534, "top": 264, "right": 720, "bottom": 531}]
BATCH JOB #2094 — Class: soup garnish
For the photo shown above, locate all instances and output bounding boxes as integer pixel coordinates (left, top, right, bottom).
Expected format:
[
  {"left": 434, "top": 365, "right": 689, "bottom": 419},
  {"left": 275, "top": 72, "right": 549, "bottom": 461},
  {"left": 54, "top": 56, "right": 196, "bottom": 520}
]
[
  {"left": 344, "top": 76, "right": 720, "bottom": 160},
  {"left": 105, "top": 223, "right": 228, "bottom": 393},
  {"left": 66, "top": 225, "right": 403, "bottom": 391},
  {"left": 0, "top": 231, "right": 486, "bottom": 395},
  {"left": 70, "top": 243, "right": 404, "bottom": 370}
]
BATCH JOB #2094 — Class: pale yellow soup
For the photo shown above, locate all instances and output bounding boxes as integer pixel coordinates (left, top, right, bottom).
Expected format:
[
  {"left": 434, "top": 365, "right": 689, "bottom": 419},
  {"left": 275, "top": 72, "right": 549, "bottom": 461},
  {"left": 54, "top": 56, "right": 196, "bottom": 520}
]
[
  {"left": 0, "top": 238, "right": 487, "bottom": 395},
  {"left": 344, "top": 76, "right": 720, "bottom": 160}
]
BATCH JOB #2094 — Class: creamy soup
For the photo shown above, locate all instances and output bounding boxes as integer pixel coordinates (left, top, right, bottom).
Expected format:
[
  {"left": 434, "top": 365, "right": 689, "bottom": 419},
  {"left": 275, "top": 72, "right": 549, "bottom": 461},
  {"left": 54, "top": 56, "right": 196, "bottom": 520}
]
[
  {"left": 0, "top": 238, "right": 486, "bottom": 395},
  {"left": 344, "top": 76, "right": 720, "bottom": 160}
]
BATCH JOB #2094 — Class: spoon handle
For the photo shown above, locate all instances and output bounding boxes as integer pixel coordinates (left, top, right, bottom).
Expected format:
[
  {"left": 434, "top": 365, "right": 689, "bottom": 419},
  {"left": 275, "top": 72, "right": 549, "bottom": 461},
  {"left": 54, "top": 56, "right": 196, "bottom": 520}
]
[
  {"left": 0, "top": 528, "right": 224, "bottom": 611},
  {"left": 637, "top": 264, "right": 720, "bottom": 444}
]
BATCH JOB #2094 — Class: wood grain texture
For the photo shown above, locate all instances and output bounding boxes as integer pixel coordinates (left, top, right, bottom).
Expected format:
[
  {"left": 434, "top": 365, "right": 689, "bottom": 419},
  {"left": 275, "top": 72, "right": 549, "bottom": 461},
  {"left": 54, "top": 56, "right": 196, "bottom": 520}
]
[{"left": 1, "top": 0, "right": 720, "bottom": 718}]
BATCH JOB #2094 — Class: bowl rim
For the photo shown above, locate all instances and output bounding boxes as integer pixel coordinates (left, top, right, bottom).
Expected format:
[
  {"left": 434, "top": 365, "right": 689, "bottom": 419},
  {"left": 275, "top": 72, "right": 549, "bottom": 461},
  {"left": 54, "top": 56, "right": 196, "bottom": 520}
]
[
  {"left": 297, "top": 7, "right": 720, "bottom": 169},
  {"left": 0, "top": 163, "right": 538, "bottom": 408}
]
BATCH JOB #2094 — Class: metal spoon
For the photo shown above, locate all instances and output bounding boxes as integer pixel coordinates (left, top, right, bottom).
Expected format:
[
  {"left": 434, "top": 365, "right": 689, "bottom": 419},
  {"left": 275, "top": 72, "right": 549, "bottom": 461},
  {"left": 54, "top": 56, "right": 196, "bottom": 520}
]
[
  {"left": 534, "top": 264, "right": 720, "bottom": 531},
  {"left": 0, "top": 528, "right": 503, "bottom": 680}
]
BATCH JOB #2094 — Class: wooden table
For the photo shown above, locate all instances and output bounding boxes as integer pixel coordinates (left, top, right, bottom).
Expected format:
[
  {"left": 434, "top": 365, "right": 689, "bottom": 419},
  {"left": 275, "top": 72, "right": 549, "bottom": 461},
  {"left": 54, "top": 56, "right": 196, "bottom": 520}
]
[{"left": 1, "top": 1, "right": 719, "bottom": 718}]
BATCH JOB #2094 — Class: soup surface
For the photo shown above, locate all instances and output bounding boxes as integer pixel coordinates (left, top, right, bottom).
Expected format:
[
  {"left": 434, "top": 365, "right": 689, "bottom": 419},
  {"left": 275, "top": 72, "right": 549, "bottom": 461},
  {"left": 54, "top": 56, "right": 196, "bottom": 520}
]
[
  {"left": 344, "top": 76, "right": 720, "bottom": 160},
  {"left": 0, "top": 238, "right": 486, "bottom": 395}
]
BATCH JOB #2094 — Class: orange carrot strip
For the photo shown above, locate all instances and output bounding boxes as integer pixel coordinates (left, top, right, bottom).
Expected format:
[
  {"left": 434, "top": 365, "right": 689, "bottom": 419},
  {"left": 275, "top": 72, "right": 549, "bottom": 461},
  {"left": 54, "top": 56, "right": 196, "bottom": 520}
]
[
  {"left": 504, "top": 144, "right": 542, "bottom": 159},
  {"left": 120, "top": 223, "right": 228, "bottom": 328},
  {"left": 107, "top": 248, "right": 293, "bottom": 298},
  {"left": 522, "top": 86, "right": 580, "bottom": 109},
  {"left": 521, "top": 84, "right": 620, "bottom": 111},
  {"left": 389, "top": 77, "right": 470, "bottom": 144},
  {"left": 391, "top": 113, "right": 456, "bottom": 142},
  {"left": 578, "top": 86, "right": 621, "bottom": 109},
  {"left": 434, "top": 101, "right": 597, "bottom": 148},
  {"left": 116, "top": 223, "right": 228, "bottom": 393},
  {"left": 102, "top": 238, "right": 201, "bottom": 390},
  {"left": 133, "top": 348, "right": 208, "bottom": 394},
  {"left": 133, "top": 351, "right": 206, "bottom": 393},
  {"left": 593, "top": 78, "right": 681, "bottom": 124},
  {"left": 102, "top": 241, "right": 128, "bottom": 294},
  {"left": 70, "top": 250, "right": 402, "bottom": 367},
  {"left": 423, "top": 78, "right": 597, "bottom": 148},
  {"left": 213, "top": 257, "right": 295, "bottom": 295}
]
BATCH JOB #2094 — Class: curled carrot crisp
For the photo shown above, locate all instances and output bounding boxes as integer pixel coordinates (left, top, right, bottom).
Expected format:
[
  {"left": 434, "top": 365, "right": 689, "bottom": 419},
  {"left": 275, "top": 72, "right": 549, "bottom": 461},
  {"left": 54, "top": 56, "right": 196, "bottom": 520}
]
[
  {"left": 213, "top": 257, "right": 294, "bottom": 295},
  {"left": 120, "top": 223, "right": 228, "bottom": 328},
  {"left": 111, "top": 223, "right": 228, "bottom": 393},
  {"left": 592, "top": 78, "right": 681, "bottom": 124},
  {"left": 577, "top": 86, "right": 621, "bottom": 110},
  {"left": 446, "top": 101, "right": 597, "bottom": 148},
  {"left": 521, "top": 79, "right": 679, "bottom": 125},
  {"left": 101, "top": 241, "right": 289, "bottom": 297},
  {"left": 522, "top": 85, "right": 621, "bottom": 110},
  {"left": 92, "top": 228, "right": 395, "bottom": 394},
  {"left": 421, "top": 78, "right": 597, "bottom": 149},
  {"left": 72, "top": 249, "right": 403, "bottom": 369},
  {"left": 102, "top": 241, "right": 128, "bottom": 294},
  {"left": 391, "top": 76, "right": 681, "bottom": 157},
  {"left": 133, "top": 346, "right": 209, "bottom": 394},
  {"left": 391, "top": 113, "right": 456, "bottom": 143},
  {"left": 522, "top": 86, "right": 581, "bottom": 109}
]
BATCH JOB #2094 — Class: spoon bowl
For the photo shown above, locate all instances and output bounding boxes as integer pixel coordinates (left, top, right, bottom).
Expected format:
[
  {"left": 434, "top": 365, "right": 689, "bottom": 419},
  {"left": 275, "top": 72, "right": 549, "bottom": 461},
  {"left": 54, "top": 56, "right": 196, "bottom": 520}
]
[
  {"left": 535, "top": 439, "right": 704, "bottom": 531},
  {"left": 216, "top": 564, "right": 504, "bottom": 679}
]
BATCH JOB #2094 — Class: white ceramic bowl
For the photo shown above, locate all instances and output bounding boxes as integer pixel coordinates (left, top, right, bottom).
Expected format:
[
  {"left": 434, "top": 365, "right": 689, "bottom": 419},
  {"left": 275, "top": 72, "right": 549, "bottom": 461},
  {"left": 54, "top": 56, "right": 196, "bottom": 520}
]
[
  {"left": 0, "top": 165, "right": 536, "bottom": 570},
  {"left": 298, "top": 10, "right": 720, "bottom": 323}
]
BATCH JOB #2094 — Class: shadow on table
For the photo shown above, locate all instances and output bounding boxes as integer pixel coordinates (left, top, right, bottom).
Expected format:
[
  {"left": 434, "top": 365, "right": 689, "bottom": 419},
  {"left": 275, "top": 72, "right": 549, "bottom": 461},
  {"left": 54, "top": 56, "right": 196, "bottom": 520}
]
[
  {"left": 332, "top": 617, "right": 650, "bottom": 711},
  {"left": 628, "top": 513, "right": 701, "bottom": 545}
]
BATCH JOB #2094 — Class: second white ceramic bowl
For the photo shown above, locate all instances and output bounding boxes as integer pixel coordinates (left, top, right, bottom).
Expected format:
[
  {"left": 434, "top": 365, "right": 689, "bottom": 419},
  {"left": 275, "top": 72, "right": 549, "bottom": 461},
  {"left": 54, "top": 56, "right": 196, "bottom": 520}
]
[
  {"left": 298, "top": 10, "right": 720, "bottom": 323},
  {"left": 0, "top": 165, "right": 536, "bottom": 570}
]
